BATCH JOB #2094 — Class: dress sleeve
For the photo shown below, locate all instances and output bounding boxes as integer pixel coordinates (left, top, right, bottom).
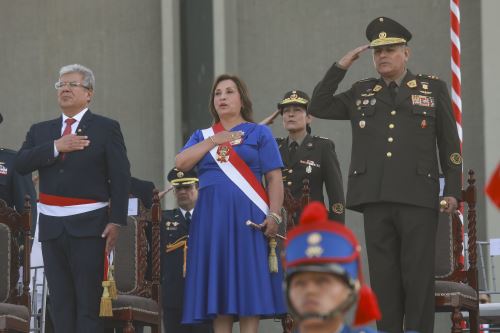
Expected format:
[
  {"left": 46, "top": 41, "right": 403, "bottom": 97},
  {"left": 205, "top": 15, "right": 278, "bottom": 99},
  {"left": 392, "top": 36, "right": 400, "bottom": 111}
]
[
  {"left": 180, "top": 130, "right": 202, "bottom": 152},
  {"left": 257, "top": 125, "right": 284, "bottom": 173}
]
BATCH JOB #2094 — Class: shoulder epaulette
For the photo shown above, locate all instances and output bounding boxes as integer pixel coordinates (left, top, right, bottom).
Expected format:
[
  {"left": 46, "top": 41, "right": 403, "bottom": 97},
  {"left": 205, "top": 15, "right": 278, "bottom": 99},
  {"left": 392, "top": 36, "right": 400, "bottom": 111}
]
[
  {"left": 354, "top": 77, "right": 377, "bottom": 84},
  {"left": 417, "top": 74, "right": 439, "bottom": 80},
  {"left": 312, "top": 135, "right": 330, "bottom": 141},
  {"left": 0, "top": 147, "right": 17, "bottom": 154}
]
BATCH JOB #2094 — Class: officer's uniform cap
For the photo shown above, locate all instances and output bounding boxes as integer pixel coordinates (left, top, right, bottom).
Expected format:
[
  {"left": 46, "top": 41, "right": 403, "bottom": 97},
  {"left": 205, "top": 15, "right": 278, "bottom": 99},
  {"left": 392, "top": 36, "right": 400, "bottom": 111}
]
[
  {"left": 167, "top": 168, "right": 198, "bottom": 186},
  {"left": 277, "top": 90, "right": 310, "bottom": 113},
  {"left": 366, "top": 17, "right": 412, "bottom": 48}
]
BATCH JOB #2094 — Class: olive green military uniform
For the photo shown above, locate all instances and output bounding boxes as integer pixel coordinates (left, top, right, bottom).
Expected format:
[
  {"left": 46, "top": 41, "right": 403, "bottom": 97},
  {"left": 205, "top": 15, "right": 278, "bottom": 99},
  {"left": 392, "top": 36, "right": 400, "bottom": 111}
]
[
  {"left": 309, "top": 63, "right": 461, "bottom": 333},
  {"left": 277, "top": 135, "right": 345, "bottom": 222}
]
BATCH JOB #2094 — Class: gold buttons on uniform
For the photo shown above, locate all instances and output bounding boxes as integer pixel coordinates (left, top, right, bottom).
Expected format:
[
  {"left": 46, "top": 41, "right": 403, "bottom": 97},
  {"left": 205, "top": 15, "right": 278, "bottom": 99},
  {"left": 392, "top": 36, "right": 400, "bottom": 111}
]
[
  {"left": 288, "top": 169, "right": 293, "bottom": 173},
  {"left": 391, "top": 110, "right": 396, "bottom": 116},
  {"left": 353, "top": 171, "right": 358, "bottom": 175},
  {"left": 388, "top": 137, "right": 394, "bottom": 143},
  {"left": 287, "top": 181, "right": 292, "bottom": 186},
  {"left": 386, "top": 152, "right": 392, "bottom": 157},
  {"left": 389, "top": 123, "right": 395, "bottom": 129}
]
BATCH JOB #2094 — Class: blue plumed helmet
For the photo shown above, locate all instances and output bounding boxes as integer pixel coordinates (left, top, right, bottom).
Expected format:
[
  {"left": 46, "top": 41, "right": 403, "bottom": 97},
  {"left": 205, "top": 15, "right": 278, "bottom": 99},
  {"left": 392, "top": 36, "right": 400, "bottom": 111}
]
[{"left": 284, "top": 201, "right": 381, "bottom": 326}]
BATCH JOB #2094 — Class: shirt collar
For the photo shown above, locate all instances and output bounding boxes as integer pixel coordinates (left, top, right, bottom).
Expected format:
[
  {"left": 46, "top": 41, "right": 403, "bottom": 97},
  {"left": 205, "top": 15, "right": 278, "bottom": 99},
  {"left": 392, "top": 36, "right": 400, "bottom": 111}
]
[
  {"left": 288, "top": 133, "right": 307, "bottom": 148},
  {"left": 383, "top": 69, "right": 408, "bottom": 87},
  {"left": 62, "top": 108, "right": 88, "bottom": 124},
  {"left": 179, "top": 207, "right": 194, "bottom": 218}
]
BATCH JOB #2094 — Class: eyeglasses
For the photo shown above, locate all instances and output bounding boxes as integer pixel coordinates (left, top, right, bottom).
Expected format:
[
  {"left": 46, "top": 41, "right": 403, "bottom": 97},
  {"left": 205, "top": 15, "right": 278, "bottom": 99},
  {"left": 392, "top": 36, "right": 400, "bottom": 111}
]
[{"left": 54, "top": 81, "right": 90, "bottom": 90}]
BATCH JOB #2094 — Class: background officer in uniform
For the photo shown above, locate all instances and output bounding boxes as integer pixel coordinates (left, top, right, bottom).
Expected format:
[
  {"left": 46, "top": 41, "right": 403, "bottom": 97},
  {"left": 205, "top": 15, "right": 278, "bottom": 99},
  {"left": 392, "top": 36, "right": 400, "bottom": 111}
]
[
  {"left": 308, "top": 17, "right": 462, "bottom": 333},
  {"left": 0, "top": 112, "right": 37, "bottom": 228},
  {"left": 262, "top": 90, "right": 345, "bottom": 222},
  {"left": 160, "top": 167, "right": 212, "bottom": 333},
  {"left": 284, "top": 201, "right": 381, "bottom": 333}
]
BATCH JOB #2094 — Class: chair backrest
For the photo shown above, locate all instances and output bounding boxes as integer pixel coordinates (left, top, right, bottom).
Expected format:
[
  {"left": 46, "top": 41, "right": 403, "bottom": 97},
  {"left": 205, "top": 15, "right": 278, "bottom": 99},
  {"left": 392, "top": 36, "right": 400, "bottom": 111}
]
[
  {"left": 113, "top": 192, "right": 161, "bottom": 301},
  {"left": 434, "top": 170, "right": 478, "bottom": 292},
  {"left": 0, "top": 198, "right": 31, "bottom": 308},
  {"left": 435, "top": 211, "right": 462, "bottom": 278}
]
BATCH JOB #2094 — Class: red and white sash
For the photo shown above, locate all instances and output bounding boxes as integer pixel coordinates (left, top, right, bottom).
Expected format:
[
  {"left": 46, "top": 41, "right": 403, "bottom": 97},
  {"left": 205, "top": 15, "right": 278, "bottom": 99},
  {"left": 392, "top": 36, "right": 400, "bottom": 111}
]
[
  {"left": 201, "top": 123, "right": 269, "bottom": 215},
  {"left": 38, "top": 193, "right": 108, "bottom": 217}
]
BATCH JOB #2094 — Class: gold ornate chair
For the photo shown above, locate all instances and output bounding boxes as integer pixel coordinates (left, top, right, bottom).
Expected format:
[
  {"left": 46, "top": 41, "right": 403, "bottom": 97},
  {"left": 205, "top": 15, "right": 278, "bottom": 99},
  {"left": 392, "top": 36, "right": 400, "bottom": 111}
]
[
  {"left": 435, "top": 170, "right": 479, "bottom": 333},
  {"left": 103, "top": 191, "right": 161, "bottom": 333}
]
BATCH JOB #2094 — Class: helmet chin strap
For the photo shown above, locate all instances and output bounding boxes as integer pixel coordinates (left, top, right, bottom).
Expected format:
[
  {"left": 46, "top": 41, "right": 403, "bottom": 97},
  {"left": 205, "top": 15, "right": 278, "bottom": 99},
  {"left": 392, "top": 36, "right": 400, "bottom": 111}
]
[{"left": 292, "top": 290, "right": 357, "bottom": 323}]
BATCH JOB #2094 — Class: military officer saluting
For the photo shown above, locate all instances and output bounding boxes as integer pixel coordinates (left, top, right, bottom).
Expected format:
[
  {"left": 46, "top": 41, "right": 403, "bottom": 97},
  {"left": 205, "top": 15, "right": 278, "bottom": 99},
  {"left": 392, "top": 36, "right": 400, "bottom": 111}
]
[
  {"left": 263, "top": 90, "right": 345, "bottom": 222},
  {"left": 160, "top": 167, "right": 212, "bottom": 333},
  {"left": 308, "top": 17, "right": 462, "bottom": 333}
]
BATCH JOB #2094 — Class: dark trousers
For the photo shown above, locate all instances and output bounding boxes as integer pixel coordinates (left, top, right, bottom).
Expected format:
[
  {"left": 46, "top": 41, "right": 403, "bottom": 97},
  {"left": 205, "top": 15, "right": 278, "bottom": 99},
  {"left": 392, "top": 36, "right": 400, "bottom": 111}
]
[
  {"left": 164, "top": 308, "right": 213, "bottom": 333},
  {"left": 42, "top": 230, "right": 105, "bottom": 333},
  {"left": 363, "top": 203, "right": 438, "bottom": 333}
]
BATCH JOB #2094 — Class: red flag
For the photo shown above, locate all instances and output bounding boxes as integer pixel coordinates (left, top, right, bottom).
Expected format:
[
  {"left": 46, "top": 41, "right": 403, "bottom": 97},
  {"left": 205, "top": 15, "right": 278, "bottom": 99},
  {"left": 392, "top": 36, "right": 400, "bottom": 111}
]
[{"left": 486, "top": 163, "right": 500, "bottom": 209}]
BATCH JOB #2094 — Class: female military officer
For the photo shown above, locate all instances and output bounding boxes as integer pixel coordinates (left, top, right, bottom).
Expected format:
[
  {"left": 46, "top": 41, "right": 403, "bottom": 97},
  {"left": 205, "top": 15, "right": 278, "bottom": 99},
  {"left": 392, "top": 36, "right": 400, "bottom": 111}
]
[{"left": 261, "top": 90, "right": 345, "bottom": 222}]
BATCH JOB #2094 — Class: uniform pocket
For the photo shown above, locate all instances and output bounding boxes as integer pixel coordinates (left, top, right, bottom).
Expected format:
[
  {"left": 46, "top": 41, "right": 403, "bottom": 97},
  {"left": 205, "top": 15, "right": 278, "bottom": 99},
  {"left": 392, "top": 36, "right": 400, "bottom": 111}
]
[
  {"left": 412, "top": 105, "right": 436, "bottom": 118},
  {"left": 416, "top": 161, "right": 438, "bottom": 182},
  {"left": 349, "top": 160, "right": 366, "bottom": 177}
]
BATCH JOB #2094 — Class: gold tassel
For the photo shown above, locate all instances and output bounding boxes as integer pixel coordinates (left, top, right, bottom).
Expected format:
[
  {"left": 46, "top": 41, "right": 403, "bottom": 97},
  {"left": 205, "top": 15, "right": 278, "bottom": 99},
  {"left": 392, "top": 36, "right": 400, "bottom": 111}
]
[
  {"left": 108, "top": 265, "right": 118, "bottom": 300},
  {"left": 268, "top": 237, "right": 278, "bottom": 273},
  {"left": 99, "top": 281, "right": 113, "bottom": 317}
]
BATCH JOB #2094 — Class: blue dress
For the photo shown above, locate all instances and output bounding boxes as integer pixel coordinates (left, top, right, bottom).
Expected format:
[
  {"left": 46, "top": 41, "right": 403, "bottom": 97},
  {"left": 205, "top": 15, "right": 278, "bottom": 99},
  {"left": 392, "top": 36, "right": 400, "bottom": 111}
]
[{"left": 181, "top": 122, "right": 287, "bottom": 323}]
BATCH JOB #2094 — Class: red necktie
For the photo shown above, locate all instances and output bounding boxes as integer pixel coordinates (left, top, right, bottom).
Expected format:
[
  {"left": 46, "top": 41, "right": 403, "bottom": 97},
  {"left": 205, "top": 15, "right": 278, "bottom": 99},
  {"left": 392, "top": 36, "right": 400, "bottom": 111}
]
[
  {"left": 62, "top": 118, "right": 76, "bottom": 136},
  {"left": 60, "top": 118, "right": 76, "bottom": 160}
]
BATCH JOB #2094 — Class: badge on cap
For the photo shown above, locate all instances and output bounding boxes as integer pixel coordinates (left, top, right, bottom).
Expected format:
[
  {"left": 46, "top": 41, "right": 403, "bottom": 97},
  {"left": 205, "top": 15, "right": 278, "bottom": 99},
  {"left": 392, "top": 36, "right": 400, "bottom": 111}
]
[
  {"left": 306, "top": 232, "right": 324, "bottom": 258},
  {"left": 177, "top": 171, "right": 184, "bottom": 178},
  {"left": 379, "top": 31, "right": 387, "bottom": 38}
]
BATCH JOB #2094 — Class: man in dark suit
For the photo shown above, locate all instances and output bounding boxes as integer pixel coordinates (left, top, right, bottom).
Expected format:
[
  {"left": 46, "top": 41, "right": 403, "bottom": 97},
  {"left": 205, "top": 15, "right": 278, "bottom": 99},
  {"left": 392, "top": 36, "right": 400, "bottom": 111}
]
[
  {"left": 160, "top": 168, "right": 212, "bottom": 333},
  {"left": 308, "top": 17, "right": 462, "bottom": 333},
  {"left": 15, "top": 64, "right": 131, "bottom": 333},
  {"left": 274, "top": 90, "right": 345, "bottom": 223}
]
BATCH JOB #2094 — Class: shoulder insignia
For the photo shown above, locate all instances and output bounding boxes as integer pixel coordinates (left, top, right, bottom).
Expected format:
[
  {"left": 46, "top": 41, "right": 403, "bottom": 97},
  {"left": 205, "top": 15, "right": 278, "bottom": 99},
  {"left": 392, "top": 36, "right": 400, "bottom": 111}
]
[
  {"left": 372, "top": 84, "right": 382, "bottom": 92},
  {"left": 417, "top": 74, "right": 439, "bottom": 80},
  {"left": 407, "top": 80, "right": 417, "bottom": 88},
  {"left": 450, "top": 153, "right": 462, "bottom": 165},
  {"left": 332, "top": 203, "right": 344, "bottom": 215}
]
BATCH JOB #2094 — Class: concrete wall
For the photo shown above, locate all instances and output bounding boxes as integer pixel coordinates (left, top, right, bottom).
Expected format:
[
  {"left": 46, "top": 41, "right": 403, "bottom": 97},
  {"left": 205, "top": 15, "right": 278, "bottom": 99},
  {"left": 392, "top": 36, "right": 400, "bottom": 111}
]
[{"left": 0, "top": 0, "right": 165, "bottom": 190}]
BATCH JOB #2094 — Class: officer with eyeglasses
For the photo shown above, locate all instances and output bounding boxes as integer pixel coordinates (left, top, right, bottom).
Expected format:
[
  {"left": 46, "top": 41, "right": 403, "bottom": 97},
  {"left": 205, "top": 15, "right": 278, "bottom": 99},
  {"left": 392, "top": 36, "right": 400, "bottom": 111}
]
[{"left": 16, "top": 64, "right": 131, "bottom": 333}]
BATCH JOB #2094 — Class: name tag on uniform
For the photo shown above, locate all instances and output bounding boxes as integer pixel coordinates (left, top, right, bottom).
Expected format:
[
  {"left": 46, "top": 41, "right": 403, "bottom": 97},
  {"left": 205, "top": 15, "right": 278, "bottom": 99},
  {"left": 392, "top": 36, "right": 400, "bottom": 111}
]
[{"left": 411, "top": 95, "right": 435, "bottom": 108}]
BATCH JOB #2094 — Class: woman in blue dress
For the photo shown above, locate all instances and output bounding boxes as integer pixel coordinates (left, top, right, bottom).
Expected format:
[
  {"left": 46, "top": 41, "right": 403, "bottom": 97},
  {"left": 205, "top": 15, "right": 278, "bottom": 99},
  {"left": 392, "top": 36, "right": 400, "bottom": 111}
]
[{"left": 175, "top": 74, "right": 286, "bottom": 333}]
